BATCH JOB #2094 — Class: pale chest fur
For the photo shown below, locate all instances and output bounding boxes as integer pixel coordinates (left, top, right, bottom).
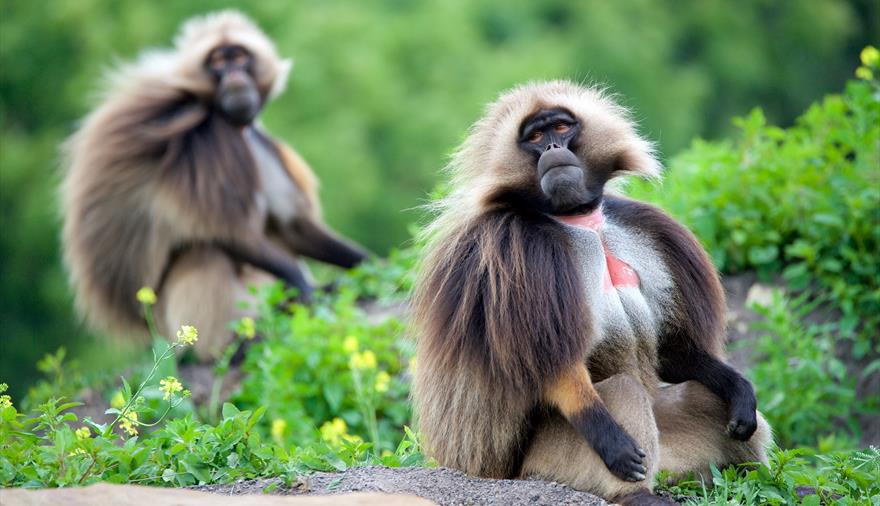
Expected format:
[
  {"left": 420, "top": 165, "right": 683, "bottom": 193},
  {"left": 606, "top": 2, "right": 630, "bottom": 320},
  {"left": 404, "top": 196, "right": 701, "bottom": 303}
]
[
  {"left": 562, "top": 213, "right": 675, "bottom": 355},
  {"left": 244, "top": 128, "right": 303, "bottom": 227}
]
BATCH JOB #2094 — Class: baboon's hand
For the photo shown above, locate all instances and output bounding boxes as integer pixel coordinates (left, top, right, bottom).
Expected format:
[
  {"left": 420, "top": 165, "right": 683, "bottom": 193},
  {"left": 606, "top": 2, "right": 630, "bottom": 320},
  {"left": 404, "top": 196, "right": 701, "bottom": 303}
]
[
  {"left": 575, "top": 403, "right": 648, "bottom": 482},
  {"left": 596, "top": 429, "right": 648, "bottom": 482},
  {"left": 727, "top": 382, "right": 758, "bottom": 441}
]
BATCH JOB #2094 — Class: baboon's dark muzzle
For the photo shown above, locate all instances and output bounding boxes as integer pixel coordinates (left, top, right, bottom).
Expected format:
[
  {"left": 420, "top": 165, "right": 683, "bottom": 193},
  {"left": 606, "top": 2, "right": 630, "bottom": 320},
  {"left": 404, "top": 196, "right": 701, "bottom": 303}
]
[{"left": 538, "top": 147, "right": 587, "bottom": 212}]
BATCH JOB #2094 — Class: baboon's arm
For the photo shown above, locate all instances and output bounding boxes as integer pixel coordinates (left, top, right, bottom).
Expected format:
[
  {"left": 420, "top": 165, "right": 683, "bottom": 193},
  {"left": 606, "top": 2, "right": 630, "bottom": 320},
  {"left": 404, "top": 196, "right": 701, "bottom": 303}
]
[{"left": 545, "top": 363, "right": 647, "bottom": 482}]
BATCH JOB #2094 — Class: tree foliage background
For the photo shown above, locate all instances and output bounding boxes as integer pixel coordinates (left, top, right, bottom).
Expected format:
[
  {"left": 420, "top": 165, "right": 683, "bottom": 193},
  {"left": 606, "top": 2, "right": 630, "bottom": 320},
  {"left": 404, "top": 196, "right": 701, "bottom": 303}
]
[{"left": 0, "top": 0, "right": 877, "bottom": 396}]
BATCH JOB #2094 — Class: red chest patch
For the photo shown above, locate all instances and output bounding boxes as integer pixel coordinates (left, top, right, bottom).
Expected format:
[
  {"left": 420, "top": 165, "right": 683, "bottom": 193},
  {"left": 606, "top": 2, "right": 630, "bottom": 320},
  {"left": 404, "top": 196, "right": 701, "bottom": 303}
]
[{"left": 554, "top": 209, "right": 640, "bottom": 292}]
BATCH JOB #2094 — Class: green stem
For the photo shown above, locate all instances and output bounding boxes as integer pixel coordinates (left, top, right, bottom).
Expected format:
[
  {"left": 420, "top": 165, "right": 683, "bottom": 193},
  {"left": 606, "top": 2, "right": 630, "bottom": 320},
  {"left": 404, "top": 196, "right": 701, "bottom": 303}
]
[
  {"left": 77, "top": 454, "right": 97, "bottom": 484},
  {"left": 208, "top": 339, "right": 240, "bottom": 423},
  {"left": 105, "top": 303, "right": 178, "bottom": 437},
  {"left": 351, "top": 368, "right": 380, "bottom": 455}
]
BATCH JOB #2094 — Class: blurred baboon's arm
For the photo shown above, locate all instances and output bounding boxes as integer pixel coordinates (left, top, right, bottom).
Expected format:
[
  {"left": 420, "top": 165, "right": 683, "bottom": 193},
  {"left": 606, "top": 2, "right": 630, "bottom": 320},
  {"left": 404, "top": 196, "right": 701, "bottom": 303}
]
[
  {"left": 221, "top": 236, "right": 313, "bottom": 302},
  {"left": 250, "top": 131, "right": 370, "bottom": 269},
  {"left": 278, "top": 217, "right": 369, "bottom": 269}
]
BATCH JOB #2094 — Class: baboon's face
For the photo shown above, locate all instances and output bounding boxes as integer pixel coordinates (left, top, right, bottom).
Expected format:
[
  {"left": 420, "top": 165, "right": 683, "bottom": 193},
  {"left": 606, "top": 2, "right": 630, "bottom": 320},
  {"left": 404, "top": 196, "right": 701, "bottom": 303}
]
[
  {"left": 472, "top": 83, "right": 658, "bottom": 216},
  {"left": 206, "top": 44, "right": 263, "bottom": 126},
  {"left": 517, "top": 107, "right": 601, "bottom": 215}
]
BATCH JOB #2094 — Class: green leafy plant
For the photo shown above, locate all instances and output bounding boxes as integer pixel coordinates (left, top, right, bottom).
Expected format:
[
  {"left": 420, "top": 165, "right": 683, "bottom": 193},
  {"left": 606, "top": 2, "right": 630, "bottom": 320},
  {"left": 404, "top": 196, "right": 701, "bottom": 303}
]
[
  {"left": 629, "top": 54, "right": 879, "bottom": 375},
  {"left": 656, "top": 447, "right": 880, "bottom": 505},
  {"left": 233, "top": 257, "right": 414, "bottom": 454},
  {"left": 745, "top": 290, "right": 862, "bottom": 448},
  {"left": 0, "top": 281, "right": 424, "bottom": 488}
]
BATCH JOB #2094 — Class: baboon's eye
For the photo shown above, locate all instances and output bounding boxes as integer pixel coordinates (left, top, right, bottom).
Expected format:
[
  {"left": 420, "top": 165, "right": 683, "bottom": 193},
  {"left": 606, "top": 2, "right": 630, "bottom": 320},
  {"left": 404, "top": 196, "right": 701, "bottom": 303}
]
[
  {"left": 528, "top": 130, "right": 544, "bottom": 143},
  {"left": 232, "top": 52, "right": 248, "bottom": 66},
  {"left": 208, "top": 52, "right": 226, "bottom": 70},
  {"left": 554, "top": 123, "right": 570, "bottom": 134}
]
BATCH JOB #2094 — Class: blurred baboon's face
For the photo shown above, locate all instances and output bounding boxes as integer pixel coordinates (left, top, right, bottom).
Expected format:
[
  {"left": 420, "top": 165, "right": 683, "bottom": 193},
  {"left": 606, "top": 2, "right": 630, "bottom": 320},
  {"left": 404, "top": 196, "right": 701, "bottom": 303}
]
[{"left": 206, "top": 44, "right": 262, "bottom": 126}]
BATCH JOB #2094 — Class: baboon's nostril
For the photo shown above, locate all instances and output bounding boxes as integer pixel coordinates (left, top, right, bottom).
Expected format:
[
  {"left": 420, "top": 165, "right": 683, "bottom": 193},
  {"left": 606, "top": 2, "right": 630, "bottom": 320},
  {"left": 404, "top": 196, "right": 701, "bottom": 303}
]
[{"left": 546, "top": 143, "right": 562, "bottom": 151}]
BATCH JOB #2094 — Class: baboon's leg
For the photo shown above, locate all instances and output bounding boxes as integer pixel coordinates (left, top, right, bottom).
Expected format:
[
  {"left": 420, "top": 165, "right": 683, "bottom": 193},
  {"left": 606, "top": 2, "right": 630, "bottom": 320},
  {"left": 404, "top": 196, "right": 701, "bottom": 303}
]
[
  {"left": 522, "top": 373, "right": 660, "bottom": 501},
  {"left": 654, "top": 381, "right": 772, "bottom": 481},
  {"left": 157, "top": 247, "right": 271, "bottom": 361}
]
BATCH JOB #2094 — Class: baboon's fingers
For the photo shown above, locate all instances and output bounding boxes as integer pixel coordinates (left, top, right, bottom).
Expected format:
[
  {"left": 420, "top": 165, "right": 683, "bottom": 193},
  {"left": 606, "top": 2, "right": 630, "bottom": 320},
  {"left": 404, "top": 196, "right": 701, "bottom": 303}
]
[
  {"left": 546, "top": 364, "right": 648, "bottom": 481},
  {"left": 727, "top": 414, "right": 758, "bottom": 441},
  {"left": 727, "top": 383, "right": 758, "bottom": 440}
]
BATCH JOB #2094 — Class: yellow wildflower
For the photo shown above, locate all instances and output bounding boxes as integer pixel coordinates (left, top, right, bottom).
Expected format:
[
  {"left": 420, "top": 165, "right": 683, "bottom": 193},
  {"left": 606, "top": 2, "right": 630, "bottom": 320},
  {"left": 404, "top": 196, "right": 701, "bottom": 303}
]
[
  {"left": 71, "top": 448, "right": 87, "bottom": 456},
  {"left": 75, "top": 426, "right": 91, "bottom": 440},
  {"left": 349, "top": 350, "right": 377, "bottom": 370},
  {"left": 362, "top": 351, "right": 377, "bottom": 368},
  {"left": 343, "top": 335, "right": 359, "bottom": 353},
  {"left": 342, "top": 433, "right": 364, "bottom": 445},
  {"left": 374, "top": 371, "right": 391, "bottom": 393},
  {"left": 176, "top": 325, "right": 199, "bottom": 346},
  {"left": 0, "top": 384, "right": 10, "bottom": 409},
  {"left": 856, "top": 66, "right": 874, "bottom": 81},
  {"left": 271, "top": 418, "right": 287, "bottom": 442},
  {"left": 119, "top": 411, "right": 139, "bottom": 436},
  {"left": 319, "top": 417, "right": 348, "bottom": 446},
  {"left": 861, "top": 46, "right": 879, "bottom": 67},
  {"left": 159, "top": 376, "right": 183, "bottom": 401},
  {"left": 110, "top": 390, "right": 125, "bottom": 409},
  {"left": 136, "top": 287, "right": 157, "bottom": 305},
  {"left": 239, "top": 317, "right": 256, "bottom": 340}
]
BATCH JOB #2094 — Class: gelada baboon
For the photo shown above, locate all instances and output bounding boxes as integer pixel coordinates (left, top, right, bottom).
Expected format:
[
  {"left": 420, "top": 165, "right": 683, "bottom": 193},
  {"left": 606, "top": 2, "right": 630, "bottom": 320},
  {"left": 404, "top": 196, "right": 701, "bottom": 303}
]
[
  {"left": 62, "top": 10, "right": 367, "bottom": 359},
  {"left": 412, "top": 81, "right": 771, "bottom": 505}
]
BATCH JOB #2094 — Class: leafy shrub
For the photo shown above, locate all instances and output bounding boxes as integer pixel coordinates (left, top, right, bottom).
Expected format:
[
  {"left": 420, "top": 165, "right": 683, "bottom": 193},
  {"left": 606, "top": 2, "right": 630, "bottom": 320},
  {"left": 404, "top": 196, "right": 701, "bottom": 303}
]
[
  {"left": 0, "top": 291, "right": 423, "bottom": 488},
  {"left": 746, "top": 291, "right": 862, "bottom": 448},
  {"left": 657, "top": 447, "right": 880, "bottom": 505},
  {"left": 629, "top": 66, "right": 880, "bottom": 361},
  {"left": 0, "top": 392, "right": 422, "bottom": 488},
  {"left": 233, "top": 278, "right": 414, "bottom": 454}
]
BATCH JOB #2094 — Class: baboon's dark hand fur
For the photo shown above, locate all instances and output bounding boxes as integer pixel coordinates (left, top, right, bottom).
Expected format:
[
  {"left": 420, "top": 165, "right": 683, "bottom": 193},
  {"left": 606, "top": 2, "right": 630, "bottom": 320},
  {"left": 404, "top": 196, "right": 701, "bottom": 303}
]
[
  {"left": 727, "top": 380, "right": 758, "bottom": 440},
  {"left": 574, "top": 404, "right": 647, "bottom": 482},
  {"left": 657, "top": 345, "right": 759, "bottom": 441}
]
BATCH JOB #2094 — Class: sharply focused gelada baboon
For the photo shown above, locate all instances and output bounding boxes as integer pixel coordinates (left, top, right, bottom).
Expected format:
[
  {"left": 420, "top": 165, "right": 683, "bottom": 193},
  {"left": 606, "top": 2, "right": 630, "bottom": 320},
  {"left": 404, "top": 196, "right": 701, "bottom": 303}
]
[
  {"left": 62, "top": 10, "right": 368, "bottom": 359},
  {"left": 411, "top": 81, "right": 771, "bottom": 505}
]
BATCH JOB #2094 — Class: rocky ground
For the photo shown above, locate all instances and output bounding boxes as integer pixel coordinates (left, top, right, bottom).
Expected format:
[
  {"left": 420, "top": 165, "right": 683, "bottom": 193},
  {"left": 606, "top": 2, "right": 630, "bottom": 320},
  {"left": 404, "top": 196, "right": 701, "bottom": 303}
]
[{"left": 191, "top": 466, "right": 609, "bottom": 506}]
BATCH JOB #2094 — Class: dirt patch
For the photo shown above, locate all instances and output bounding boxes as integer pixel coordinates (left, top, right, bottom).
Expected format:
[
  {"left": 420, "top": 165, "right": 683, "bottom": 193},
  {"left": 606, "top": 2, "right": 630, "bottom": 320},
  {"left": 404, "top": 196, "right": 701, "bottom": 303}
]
[{"left": 191, "top": 466, "right": 609, "bottom": 506}]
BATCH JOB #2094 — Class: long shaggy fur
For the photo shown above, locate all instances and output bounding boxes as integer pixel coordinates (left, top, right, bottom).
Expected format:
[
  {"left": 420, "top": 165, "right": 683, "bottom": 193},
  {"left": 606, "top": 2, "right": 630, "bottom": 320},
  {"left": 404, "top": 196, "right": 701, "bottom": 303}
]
[
  {"left": 413, "top": 206, "right": 590, "bottom": 392},
  {"left": 412, "top": 81, "right": 769, "bottom": 496},
  {"left": 62, "top": 10, "right": 304, "bottom": 339},
  {"left": 412, "top": 80, "right": 659, "bottom": 476}
]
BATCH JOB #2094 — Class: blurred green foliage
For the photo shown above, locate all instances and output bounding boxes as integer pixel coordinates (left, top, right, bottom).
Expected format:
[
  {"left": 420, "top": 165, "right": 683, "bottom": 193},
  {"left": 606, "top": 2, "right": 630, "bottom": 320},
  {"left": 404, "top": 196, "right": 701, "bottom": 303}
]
[
  {"left": 0, "top": 0, "right": 877, "bottom": 396},
  {"left": 234, "top": 282, "right": 413, "bottom": 454}
]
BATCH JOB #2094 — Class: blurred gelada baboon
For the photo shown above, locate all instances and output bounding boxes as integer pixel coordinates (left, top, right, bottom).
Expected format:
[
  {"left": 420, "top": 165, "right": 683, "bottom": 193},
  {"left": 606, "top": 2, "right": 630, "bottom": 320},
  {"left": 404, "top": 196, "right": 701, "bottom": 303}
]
[{"left": 62, "top": 10, "right": 368, "bottom": 359}]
